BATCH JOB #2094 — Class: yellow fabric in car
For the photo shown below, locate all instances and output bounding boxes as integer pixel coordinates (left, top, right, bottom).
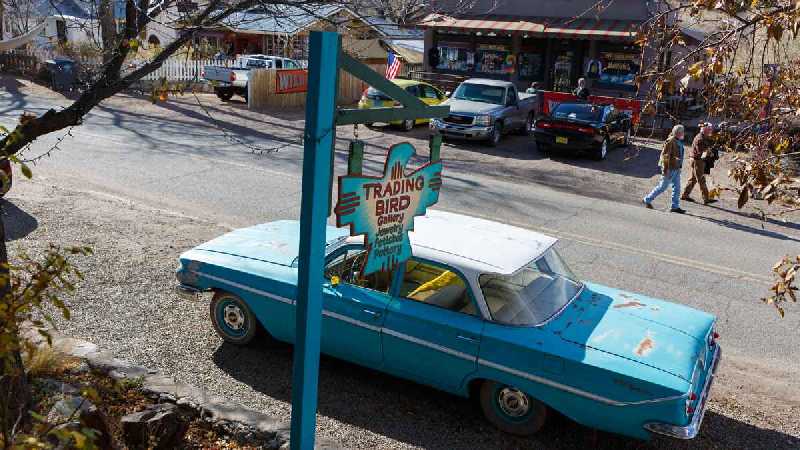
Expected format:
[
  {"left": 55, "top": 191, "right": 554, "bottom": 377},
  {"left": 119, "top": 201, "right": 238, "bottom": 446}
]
[{"left": 408, "top": 270, "right": 460, "bottom": 297}]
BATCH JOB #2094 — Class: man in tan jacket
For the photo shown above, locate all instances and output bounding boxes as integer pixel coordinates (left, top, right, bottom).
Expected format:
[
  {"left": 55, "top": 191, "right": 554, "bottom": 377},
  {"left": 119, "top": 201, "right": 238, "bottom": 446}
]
[
  {"left": 681, "top": 123, "right": 718, "bottom": 205},
  {"left": 643, "top": 125, "right": 686, "bottom": 213}
]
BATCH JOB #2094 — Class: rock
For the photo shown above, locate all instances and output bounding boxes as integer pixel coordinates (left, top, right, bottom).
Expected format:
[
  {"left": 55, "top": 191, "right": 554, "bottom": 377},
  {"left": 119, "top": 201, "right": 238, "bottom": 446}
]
[
  {"left": 47, "top": 396, "right": 112, "bottom": 449},
  {"left": 121, "top": 403, "right": 187, "bottom": 449},
  {"left": 37, "top": 378, "right": 79, "bottom": 396}
]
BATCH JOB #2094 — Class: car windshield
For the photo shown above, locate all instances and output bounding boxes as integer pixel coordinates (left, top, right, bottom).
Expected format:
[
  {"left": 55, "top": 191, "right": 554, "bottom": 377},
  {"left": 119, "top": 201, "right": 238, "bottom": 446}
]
[
  {"left": 452, "top": 83, "right": 505, "bottom": 105},
  {"left": 551, "top": 103, "right": 603, "bottom": 121},
  {"left": 479, "top": 247, "right": 582, "bottom": 326},
  {"left": 365, "top": 87, "right": 393, "bottom": 101}
]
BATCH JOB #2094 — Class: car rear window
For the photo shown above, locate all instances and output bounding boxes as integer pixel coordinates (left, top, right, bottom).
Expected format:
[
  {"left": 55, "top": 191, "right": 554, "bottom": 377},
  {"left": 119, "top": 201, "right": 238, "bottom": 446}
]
[
  {"left": 365, "top": 87, "right": 393, "bottom": 101},
  {"left": 551, "top": 104, "right": 603, "bottom": 121}
]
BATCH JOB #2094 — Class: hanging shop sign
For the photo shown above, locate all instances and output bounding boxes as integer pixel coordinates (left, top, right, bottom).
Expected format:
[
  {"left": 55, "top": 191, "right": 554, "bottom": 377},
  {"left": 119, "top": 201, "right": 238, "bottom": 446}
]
[
  {"left": 275, "top": 69, "right": 308, "bottom": 94},
  {"left": 334, "top": 142, "right": 443, "bottom": 275}
]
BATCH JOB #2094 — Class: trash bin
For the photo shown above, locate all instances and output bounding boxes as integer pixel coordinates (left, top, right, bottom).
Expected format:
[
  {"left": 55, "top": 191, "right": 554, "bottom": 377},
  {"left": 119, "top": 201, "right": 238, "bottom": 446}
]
[{"left": 45, "top": 58, "right": 77, "bottom": 92}]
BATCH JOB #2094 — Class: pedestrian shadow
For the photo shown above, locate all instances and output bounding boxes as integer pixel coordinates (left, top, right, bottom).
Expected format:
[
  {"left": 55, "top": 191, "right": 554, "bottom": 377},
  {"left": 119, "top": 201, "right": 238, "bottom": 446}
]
[
  {"left": 210, "top": 341, "right": 799, "bottom": 449},
  {"left": 689, "top": 213, "right": 800, "bottom": 243},
  {"left": 0, "top": 199, "right": 38, "bottom": 241}
]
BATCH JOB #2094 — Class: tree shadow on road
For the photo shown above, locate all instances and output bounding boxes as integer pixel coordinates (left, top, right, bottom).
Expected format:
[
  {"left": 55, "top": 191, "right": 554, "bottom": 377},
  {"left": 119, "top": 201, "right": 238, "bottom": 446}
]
[
  {"left": 689, "top": 213, "right": 800, "bottom": 243},
  {"left": 0, "top": 75, "right": 29, "bottom": 116},
  {"left": 0, "top": 199, "right": 38, "bottom": 241},
  {"left": 211, "top": 342, "right": 798, "bottom": 449}
]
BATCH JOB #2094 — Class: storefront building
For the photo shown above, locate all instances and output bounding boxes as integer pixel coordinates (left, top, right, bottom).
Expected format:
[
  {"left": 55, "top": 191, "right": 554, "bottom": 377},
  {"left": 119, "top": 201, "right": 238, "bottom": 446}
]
[{"left": 420, "top": 0, "right": 671, "bottom": 98}]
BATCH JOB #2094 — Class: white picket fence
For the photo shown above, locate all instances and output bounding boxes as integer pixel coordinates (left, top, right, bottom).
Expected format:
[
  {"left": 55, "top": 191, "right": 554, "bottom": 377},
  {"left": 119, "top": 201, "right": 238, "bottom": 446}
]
[{"left": 128, "top": 58, "right": 238, "bottom": 82}]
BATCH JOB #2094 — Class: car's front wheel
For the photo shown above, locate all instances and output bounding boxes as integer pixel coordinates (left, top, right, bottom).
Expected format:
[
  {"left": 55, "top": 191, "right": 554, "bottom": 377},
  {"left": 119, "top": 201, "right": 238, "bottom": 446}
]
[
  {"left": 488, "top": 122, "right": 502, "bottom": 147},
  {"left": 594, "top": 138, "right": 609, "bottom": 160},
  {"left": 480, "top": 381, "right": 548, "bottom": 436},
  {"left": 216, "top": 89, "right": 233, "bottom": 101},
  {"left": 210, "top": 291, "right": 259, "bottom": 345}
]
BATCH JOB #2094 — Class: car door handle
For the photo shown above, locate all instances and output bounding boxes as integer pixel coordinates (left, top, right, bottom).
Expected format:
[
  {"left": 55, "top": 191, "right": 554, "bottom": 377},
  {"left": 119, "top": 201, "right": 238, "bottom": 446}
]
[
  {"left": 362, "top": 309, "right": 382, "bottom": 318},
  {"left": 457, "top": 335, "right": 479, "bottom": 343}
]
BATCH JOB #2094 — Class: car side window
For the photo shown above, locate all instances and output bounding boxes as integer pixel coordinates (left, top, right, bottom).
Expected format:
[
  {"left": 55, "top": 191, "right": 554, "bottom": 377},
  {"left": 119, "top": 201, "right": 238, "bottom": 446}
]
[
  {"left": 422, "top": 85, "right": 439, "bottom": 100},
  {"left": 399, "top": 259, "right": 477, "bottom": 316},
  {"left": 285, "top": 60, "right": 299, "bottom": 69},
  {"left": 324, "top": 247, "right": 391, "bottom": 293},
  {"left": 506, "top": 89, "right": 517, "bottom": 106},
  {"left": 405, "top": 85, "right": 420, "bottom": 97}
]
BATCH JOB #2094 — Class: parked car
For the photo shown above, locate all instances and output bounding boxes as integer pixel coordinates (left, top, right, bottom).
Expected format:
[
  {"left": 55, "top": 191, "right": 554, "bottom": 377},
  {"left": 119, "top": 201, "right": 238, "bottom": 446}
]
[
  {"left": 533, "top": 102, "right": 632, "bottom": 160},
  {"left": 0, "top": 159, "right": 11, "bottom": 197},
  {"left": 429, "top": 79, "right": 539, "bottom": 146},
  {"left": 357, "top": 79, "right": 447, "bottom": 131},
  {"left": 203, "top": 55, "right": 302, "bottom": 102},
  {"left": 176, "top": 210, "right": 720, "bottom": 441}
]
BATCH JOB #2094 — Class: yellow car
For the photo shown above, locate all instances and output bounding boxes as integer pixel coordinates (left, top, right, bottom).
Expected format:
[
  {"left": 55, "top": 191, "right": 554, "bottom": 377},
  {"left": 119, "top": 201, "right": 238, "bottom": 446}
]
[{"left": 358, "top": 79, "right": 446, "bottom": 131}]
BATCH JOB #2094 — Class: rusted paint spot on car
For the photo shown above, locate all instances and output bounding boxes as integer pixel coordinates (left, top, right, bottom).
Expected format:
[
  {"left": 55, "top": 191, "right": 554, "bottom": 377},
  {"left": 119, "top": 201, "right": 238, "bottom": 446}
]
[
  {"left": 634, "top": 334, "right": 655, "bottom": 356},
  {"left": 614, "top": 300, "right": 646, "bottom": 309}
]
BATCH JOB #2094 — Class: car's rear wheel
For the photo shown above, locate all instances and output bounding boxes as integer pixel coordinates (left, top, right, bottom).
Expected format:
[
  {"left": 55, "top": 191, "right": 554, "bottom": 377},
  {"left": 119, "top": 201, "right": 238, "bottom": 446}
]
[
  {"left": 210, "top": 291, "right": 259, "bottom": 345},
  {"left": 400, "top": 119, "right": 414, "bottom": 131},
  {"left": 518, "top": 114, "right": 534, "bottom": 136},
  {"left": 480, "top": 381, "right": 548, "bottom": 436},
  {"left": 216, "top": 90, "right": 233, "bottom": 102},
  {"left": 623, "top": 128, "right": 632, "bottom": 146}
]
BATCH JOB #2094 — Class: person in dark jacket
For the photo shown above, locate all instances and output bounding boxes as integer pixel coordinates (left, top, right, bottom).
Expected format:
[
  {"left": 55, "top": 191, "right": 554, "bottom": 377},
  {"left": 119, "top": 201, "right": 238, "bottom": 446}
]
[
  {"left": 681, "top": 123, "right": 718, "bottom": 205},
  {"left": 573, "top": 78, "right": 590, "bottom": 100}
]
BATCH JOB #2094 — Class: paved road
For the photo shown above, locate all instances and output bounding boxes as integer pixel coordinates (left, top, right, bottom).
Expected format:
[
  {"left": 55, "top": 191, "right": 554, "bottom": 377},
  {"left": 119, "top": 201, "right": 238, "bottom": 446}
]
[{"left": 3, "top": 80, "right": 799, "bottom": 401}]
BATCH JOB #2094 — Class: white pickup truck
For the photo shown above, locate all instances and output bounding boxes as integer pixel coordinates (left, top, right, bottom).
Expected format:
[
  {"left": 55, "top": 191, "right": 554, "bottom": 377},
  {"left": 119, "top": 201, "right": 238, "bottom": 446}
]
[{"left": 203, "top": 55, "right": 302, "bottom": 101}]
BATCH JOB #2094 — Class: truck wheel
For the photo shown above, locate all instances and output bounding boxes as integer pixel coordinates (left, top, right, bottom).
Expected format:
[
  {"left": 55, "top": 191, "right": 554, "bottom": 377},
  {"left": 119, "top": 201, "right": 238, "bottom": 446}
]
[
  {"left": 517, "top": 114, "right": 534, "bottom": 136},
  {"left": 210, "top": 292, "right": 259, "bottom": 345},
  {"left": 480, "top": 381, "right": 547, "bottom": 436},
  {"left": 216, "top": 90, "right": 233, "bottom": 102},
  {"left": 488, "top": 122, "right": 502, "bottom": 147}
]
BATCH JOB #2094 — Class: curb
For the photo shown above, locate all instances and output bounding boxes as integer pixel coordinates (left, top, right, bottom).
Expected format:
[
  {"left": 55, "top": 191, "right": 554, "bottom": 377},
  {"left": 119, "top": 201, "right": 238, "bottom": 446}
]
[{"left": 25, "top": 328, "right": 343, "bottom": 450}]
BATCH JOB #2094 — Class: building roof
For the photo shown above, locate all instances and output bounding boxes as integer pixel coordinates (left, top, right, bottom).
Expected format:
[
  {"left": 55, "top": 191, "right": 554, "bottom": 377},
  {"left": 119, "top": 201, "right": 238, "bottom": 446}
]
[
  {"left": 430, "top": 0, "right": 664, "bottom": 22},
  {"left": 34, "top": 0, "right": 125, "bottom": 20}
]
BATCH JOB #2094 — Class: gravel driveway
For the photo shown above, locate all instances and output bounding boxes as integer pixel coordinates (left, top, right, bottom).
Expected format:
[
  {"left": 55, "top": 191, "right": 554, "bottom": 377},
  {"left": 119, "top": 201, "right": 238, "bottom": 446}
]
[{"left": 5, "top": 176, "right": 799, "bottom": 449}]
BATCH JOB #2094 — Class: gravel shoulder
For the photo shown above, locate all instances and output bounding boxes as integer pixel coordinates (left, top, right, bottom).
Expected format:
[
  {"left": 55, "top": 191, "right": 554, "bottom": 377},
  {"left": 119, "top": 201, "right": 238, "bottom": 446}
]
[{"left": 3, "top": 178, "right": 798, "bottom": 450}]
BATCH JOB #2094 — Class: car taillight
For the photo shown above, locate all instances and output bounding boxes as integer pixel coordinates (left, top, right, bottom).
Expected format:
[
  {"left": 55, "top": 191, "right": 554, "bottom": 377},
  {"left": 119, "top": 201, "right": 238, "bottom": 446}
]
[
  {"left": 393, "top": 101, "right": 401, "bottom": 106},
  {"left": 686, "top": 405, "right": 695, "bottom": 415},
  {"left": 577, "top": 126, "right": 596, "bottom": 134},
  {"left": 230, "top": 72, "right": 236, "bottom": 82},
  {"left": 201, "top": 70, "right": 205, "bottom": 78},
  {"left": 689, "top": 393, "right": 697, "bottom": 401},
  {"left": 537, "top": 121, "right": 552, "bottom": 129}
]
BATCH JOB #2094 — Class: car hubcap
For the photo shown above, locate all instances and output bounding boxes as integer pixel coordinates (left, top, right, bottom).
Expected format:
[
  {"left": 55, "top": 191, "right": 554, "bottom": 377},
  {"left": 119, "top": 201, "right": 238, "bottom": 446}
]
[
  {"left": 223, "top": 304, "right": 246, "bottom": 331},
  {"left": 602, "top": 141, "right": 608, "bottom": 158},
  {"left": 497, "top": 387, "right": 530, "bottom": 418},
  {"left": 527, "top": 117, "right": 533, "bottom": 132}
]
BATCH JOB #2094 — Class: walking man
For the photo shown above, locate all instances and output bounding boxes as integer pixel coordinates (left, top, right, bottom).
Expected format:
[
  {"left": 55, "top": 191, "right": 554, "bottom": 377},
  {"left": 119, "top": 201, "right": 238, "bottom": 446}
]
[
  {"left": 681, "top": 123, "right": 718, "bottom": 205},
  {"left": 643, "top": 125, "right": 686, "bottom": 213}
]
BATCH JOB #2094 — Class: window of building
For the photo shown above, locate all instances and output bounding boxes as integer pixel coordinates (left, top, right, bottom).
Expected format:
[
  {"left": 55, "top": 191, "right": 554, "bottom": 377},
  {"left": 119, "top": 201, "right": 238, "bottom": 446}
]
[
  {"left": 399, "top": 259, "right": 476, "bottom": 316},
  {"left": 593, "top": 44, "right": 640, "bottom": 91},
  {"left": 475, "top": 44, "right": 513, "bottom": 75},
  {"left": 435, "top": 41, "right": 475, "bottom": 72},
  {"left": 518, "top": 52, "right": 544, "bottom": 80}
]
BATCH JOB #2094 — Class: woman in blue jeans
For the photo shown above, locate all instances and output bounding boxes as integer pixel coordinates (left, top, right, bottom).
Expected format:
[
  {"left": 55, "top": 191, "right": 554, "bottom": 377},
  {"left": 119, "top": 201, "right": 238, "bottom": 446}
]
[{"left": 643, "top": 125, "right": 686, "bottom": 214}]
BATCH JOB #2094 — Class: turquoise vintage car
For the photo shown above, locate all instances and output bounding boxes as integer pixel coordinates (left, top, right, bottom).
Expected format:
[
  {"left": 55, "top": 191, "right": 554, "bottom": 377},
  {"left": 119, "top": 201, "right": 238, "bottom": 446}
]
[{"left": 175, "top": 210, "right": 721, "bottom": 440}]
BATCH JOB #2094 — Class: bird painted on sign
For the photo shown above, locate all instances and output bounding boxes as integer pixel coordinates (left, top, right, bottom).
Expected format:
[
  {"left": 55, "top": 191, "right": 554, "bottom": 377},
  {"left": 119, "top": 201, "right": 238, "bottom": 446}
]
[{"left": 335, "top": 142, "right": 442, "bottom": 275}]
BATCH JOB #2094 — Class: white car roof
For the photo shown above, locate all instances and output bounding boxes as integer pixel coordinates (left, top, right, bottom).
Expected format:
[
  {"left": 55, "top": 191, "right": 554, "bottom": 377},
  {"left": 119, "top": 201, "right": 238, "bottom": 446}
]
[{"left": 344, "top": 210, "right": 557, "bottom": 275}]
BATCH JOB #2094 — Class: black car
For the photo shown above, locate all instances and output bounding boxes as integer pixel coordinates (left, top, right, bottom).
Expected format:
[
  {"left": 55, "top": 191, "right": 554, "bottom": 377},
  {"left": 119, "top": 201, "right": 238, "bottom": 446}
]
[{"left": 533, "top": 102, "right": 632, "bottom": 160}]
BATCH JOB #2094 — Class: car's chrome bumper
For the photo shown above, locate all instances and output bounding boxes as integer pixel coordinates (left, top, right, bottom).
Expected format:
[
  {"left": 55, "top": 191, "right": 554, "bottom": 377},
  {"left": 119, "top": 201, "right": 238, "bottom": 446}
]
[
  {"left": 175, "top": 284, "right": 202, "bottom": 300},
  {"left": 430, "top": 119, "right": 492, "bottom": 140},
  {"left": 644, "top": 344, "right": 722, "bottom": 439}
]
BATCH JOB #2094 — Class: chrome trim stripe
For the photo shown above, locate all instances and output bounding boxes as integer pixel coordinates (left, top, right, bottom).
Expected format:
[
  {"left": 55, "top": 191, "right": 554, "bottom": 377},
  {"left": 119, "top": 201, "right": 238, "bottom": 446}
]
[
  {"left": 477, "top": 358, "right": 687, "bottom": 407},
  {"left": 194, "top": 271, "right": 295, "bottom": 305},
  {"left": 322, "top": 310, "right": 381, "bottom": 332},
  {"left": 382, "top": 328, "right": 476, "bottom": 362}
]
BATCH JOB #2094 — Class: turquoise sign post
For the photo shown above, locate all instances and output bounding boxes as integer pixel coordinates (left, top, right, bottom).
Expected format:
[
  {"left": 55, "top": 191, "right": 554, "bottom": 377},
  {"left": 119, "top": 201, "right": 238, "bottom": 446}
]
[
  {"left": 292, "top": 31, "right": 448, "bottom": 450},
  {"left": 335, "top": 143, "right": 442, "bottom": 275}
]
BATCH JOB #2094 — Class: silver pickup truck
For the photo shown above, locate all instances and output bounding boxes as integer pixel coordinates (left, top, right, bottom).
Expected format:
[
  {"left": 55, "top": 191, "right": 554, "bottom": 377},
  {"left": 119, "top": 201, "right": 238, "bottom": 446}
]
[
  {"left": 203, "top": 55, "right": 302, "bottom": 101},
  {"left": 430, "top": 79, "right": 539, "bottom": 146}
]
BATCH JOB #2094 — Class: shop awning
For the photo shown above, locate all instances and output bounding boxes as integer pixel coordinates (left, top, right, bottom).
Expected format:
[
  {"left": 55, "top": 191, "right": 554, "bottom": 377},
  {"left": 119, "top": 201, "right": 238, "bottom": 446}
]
[
  {"left": 420, "top": 14, "right": 639, "bottom": 41},
  {"left": 419, "top": 14, "right": 545, "bottom": 34},
  {"left": 543, "top": 18, "right": 639, "bottom": 40}
]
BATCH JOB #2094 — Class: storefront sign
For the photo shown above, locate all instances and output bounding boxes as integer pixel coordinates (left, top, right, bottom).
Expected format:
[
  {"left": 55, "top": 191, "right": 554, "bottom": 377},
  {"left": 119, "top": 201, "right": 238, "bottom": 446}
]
[
  {"left": 275, "top": 69, "right": 308, "bottom": 94},
  {"left": 335, "top": 143, "right": 443, "bottom": 275}
]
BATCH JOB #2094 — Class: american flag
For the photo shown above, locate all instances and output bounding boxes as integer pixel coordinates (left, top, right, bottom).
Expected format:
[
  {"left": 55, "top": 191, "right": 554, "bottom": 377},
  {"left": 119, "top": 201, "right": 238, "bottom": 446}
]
[{"left": 385, "top": 51, "right": 401, "bottom": 80}]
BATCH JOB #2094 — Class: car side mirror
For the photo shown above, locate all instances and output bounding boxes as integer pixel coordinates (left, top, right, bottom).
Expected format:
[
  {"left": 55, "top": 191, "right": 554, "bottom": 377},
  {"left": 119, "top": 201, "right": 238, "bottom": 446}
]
[{"left": 445, "top": 91, "right": 451, "bottom": 97}]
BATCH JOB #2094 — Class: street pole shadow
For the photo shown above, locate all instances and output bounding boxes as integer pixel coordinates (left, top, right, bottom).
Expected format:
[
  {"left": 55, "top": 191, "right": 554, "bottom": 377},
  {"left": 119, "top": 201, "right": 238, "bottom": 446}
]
[{"left": 1, "top": 199, "right": 39, "bottom": 241}]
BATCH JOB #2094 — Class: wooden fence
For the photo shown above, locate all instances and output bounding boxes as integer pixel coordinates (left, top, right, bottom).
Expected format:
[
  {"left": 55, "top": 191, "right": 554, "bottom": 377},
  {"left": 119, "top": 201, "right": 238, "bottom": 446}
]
[{"left": 249, "top": 63, "right": 421, "bottom": 110}]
